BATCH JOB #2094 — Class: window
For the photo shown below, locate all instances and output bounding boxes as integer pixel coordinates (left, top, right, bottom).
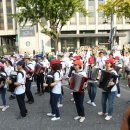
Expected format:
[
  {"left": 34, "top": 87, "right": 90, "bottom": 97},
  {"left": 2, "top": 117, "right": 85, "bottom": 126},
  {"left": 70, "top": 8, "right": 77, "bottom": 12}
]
[
  {"left": 79, "top": 13, "right": 86, "bottom": 25},
  {"left": 6, "top": 0, "right": 13, "bottom": 29},
  {"left": 70, "top": 14, "right": 77, "bottom": 25},
  {"left": 0, "top": 1, "right": 4, "bottom": 30}
]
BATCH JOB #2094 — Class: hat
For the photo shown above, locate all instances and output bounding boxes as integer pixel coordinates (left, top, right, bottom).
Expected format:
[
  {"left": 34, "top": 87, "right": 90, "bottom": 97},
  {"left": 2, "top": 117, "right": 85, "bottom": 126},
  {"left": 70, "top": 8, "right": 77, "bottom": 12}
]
[
  {"left": 73, "top": 60, "right": 83, "bottom": 66},
  {"left": 50, "top": 59, "right": 61, "bottom": 66},
  {"left": 0, "top": 62, "right": 4, "bottom": 68},
  {"left": 17, "top": 60, "right": 25, "bottom": 66},
  {"left": 37, "top": 54, "right": 43, "bottom": 58},
  {"left": 105, "top": 59, "right": 115, "bottom": 64},
  {"left": 115, "top": 56, "right": 120, "bottom": 60},
  {"left": 73, "top": 56, "right": 81, "bottom": 60},
  {"left": 24, "top": 55, "right": 30, "bottom": 59}
]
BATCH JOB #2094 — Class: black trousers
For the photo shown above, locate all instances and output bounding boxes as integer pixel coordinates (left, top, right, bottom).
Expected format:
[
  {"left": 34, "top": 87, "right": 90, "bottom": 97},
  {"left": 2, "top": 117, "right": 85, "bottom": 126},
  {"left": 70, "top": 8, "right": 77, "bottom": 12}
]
[
  {"left": 36, "top": 74, "right": 44, "bottom": 93},
  {"left": 16, "top": 93, "right": 27, "bottom": 117},
  {"left": 25, "top": 80, "right": 34, "bottom": 102},
  {"left": 73, "top": 92, "right": 85, "bottom": 117}
]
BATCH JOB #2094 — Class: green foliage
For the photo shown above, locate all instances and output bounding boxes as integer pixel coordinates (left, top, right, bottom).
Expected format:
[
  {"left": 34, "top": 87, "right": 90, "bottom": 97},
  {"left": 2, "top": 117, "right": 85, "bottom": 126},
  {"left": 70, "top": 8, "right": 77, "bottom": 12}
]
[
  {"left": 12, "top": 0, "right": 88, "bottom": 41},
  {"left": 98, "top": 0, "right": 130, "bottom": 19}
]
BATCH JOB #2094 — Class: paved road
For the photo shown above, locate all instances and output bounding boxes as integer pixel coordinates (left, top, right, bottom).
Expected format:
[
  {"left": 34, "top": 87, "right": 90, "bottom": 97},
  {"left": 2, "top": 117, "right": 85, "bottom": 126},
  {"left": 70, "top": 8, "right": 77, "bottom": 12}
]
[{"left": 0, "top": 80, "right": 129, "bottom": 130}]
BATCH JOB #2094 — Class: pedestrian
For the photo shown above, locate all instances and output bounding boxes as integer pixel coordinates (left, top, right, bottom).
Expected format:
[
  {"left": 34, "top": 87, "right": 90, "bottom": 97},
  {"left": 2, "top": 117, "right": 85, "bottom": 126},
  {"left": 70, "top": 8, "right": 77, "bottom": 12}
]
[
  {"left": 98, "top": 58, "right": 118, "bottom": 121},
  {"left": 70, "top": 60, "right": 87, "bottom": 123}
]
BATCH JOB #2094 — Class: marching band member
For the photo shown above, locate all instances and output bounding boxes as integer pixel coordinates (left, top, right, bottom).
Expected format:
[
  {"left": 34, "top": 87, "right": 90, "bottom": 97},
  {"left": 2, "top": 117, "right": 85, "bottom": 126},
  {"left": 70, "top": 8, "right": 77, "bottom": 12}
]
[
  {"left": 35, "top": 55, "right": 45, "bottom": 96},
  {"left": 4, "top": 60, "right": 15, "bottom": 100},
  {"left": 114, "top": 56, "right": 122, "bottom": 98},
  {"left": 87, "top": 54, "right": 98, "bottom": 107},
  {"left": 0, "top": 62, "right": 9, "bottom": 111},
  {"left": 8, "top": 61, "right": 27, "bottom": 119},
  {"left": 98, "top": 59, "right": 118, "bottom": 121},
  {"left": 46, "top": 59, "right": 62, "bottom": 121},
  {"left": 24, "top": 55, "right": 34, "bottom": 104},
  {"left": 71, "top": 60, "right": 87, "bottom": 123}
]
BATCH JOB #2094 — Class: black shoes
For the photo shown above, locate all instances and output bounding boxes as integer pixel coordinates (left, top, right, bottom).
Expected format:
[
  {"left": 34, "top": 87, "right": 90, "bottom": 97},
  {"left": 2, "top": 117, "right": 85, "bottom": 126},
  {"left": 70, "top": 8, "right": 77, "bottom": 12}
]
[
  {"left": 9, "top": 95, "right": 15, "bottom": 100},
  {"left": 26, "top": 100, "right": 34, "bottom": 104}
]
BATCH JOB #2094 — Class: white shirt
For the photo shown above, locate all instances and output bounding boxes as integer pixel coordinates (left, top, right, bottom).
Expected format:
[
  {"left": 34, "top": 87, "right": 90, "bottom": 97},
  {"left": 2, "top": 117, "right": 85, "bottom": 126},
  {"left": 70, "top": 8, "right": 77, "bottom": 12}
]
[
  {"left": 52, "top": 71, "right": 62, "bottom": 94},
  {"left": 96, "top": 57, "right": 106, "bottom": 69},
  {"left": 5, "top": 66, "right": 14, "bottom": 76},
  {"left": 123, "top": 56, "right": 130, "bottom": 66},
  {"left": 15, "top": 70, "right": 26, "bottom": 95}
]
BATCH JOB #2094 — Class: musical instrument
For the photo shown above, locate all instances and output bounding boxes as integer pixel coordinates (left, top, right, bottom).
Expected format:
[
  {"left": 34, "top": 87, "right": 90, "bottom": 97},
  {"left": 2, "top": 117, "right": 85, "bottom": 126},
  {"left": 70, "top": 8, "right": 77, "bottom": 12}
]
[
  {"left": 87, "top": 66, "right": 99, "bottom": 80},
  {"left": 34, "top": 63, "right": 45, "bottom": 75},
  {"left": 44, "top": 74, "right": 54, "bottom": 93},
  {"left": 8, "top": 71, "right": 24, "bottom": 92},
  {"left": 69, "top": 73, "right": 88, "bottom": 92},
  {"left": 0, "top": 72, "right": 7, "bottom": 90},
  {"left": 113, "top": 65, "right": 121, "bottom": 73},
  {"left": 98, "top": 70, "right": 118, "bottom": 91},
  {"left": 68, "top": 66, "right": 75, "bottom": 77},
  {"left": 8, "top": 71, "right": 18, "bottom": 92},
  {"left": 24, "top": 66, "right": 34, "bottom": 76}
]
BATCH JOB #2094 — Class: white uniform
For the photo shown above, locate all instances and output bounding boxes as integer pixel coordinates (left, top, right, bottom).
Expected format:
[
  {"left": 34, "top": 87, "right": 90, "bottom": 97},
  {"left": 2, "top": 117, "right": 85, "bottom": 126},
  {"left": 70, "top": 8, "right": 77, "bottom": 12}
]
[
  {"left": 52, "top": 71, "right": 62, "bottom": 94},
  {"left": 15, "top": 70, "right": 26, "bottom": 95}
]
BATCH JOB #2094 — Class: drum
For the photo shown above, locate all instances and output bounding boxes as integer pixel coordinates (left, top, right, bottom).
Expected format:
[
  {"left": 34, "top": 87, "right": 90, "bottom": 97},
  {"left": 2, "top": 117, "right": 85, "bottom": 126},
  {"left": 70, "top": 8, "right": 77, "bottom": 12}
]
[
  {"left": 98, "top": 70, "right": 118, "bottom": 91},
  {"left": 69, "top": 73, "right": 88, "bottom": 92},
  {"left": 34, "top": 63, "right": 45, "bottom": 75}
]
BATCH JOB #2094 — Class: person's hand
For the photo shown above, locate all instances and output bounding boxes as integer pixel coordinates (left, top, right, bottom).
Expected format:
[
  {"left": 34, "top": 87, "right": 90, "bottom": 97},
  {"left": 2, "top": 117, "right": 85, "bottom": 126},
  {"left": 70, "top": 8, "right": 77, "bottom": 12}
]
[
  {"left": 108, "top": 81, "right": 115, "bottom": 87},
  {"left": 43, "top": 83, "right": 48, "bottom": 87}
]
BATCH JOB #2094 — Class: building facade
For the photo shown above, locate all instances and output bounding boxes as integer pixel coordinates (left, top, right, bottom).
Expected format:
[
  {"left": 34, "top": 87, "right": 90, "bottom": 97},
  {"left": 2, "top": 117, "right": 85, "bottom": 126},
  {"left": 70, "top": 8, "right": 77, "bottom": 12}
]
[
  {"left": 0, "top": 0, "right": 16, "bottom": 54},
  {"left": 1, "top": 0, "right": 130, "bottom": 54}
]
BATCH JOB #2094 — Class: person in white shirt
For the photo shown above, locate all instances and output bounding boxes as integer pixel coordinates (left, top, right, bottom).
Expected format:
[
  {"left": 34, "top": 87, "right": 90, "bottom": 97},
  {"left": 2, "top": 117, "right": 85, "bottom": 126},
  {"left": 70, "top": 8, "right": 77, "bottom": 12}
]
[
  {"left": 24, "top": 55, "right": 34, "bottom": 104},
  {"left": 5, "top": 60, "right": 15, "bottom": 100},
  {"left": 96, "top": 52, "right": 106, "bottom": 69},
  {"left": 98, "top": 59, "right": 118, "bottom": 121},
  {"left": 46, "top": 59, "right": 62, "bottom": 121},
  {"left": 8, "top": 60, "right": 27, "bottom": 119}
]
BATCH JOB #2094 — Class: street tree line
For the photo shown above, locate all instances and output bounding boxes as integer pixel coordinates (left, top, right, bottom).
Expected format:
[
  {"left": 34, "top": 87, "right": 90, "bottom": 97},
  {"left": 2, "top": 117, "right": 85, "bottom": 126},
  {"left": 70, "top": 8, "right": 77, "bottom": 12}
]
[{"left": 12, "top": 0, "right": 130, "bottom": 52}]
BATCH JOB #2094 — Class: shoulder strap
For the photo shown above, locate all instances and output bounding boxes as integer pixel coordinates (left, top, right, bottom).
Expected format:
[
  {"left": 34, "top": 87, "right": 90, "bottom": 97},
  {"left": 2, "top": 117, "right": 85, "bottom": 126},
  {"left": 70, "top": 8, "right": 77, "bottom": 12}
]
[{"left": 17, "top": 71, "right": 24, "bottom": 78}]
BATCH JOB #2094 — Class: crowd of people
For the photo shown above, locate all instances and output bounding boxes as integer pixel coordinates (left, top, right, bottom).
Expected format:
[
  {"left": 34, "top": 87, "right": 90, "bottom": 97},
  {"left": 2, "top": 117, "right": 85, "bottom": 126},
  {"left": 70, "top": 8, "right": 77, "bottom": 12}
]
[{"left": 0, "top": 45, "right": 129, "bottom": 129}]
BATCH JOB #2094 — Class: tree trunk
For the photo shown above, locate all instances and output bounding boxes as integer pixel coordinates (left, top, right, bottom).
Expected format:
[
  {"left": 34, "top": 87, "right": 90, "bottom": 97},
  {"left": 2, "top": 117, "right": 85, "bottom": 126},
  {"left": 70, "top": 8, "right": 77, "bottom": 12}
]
[{"left": 54, "top": 37, "right": 59, "bottom": 53}]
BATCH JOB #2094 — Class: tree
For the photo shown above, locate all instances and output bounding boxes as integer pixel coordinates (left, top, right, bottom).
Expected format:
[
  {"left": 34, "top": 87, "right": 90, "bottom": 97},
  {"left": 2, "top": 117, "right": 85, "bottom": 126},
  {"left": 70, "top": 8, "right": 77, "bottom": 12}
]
[
  {"left": 98, "top": 0, "right": 130, "bottom": 49},
  {"left": 98, "top": 0, "right": 130, "bottom": 19},
  {"left": 12, "top": 0, "right": 88, "bottom": 52}
]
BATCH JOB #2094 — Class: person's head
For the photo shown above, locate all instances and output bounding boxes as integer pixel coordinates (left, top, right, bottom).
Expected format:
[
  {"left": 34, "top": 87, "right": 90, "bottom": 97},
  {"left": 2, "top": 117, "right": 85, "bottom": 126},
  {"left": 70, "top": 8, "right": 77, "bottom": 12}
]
[
  {"left": 125, "top": 52, "right": 129, "bottom": 56},
  {"left": 23, "top": 55, "right": 30, "bottom": 63},
  {"left": 114, "top": 56, "right": 120, "bottom": 64},
  {"left": 105, "top": 59, "right": 114, "bottom": 69},
  {"left": 50, "top": 59, "right": 61, "bottom": 72},
  {"left": 5, "top": 60, "right": 13, "bottom": 67},
  {"left": 99, "top": 52, "right": 104, "bottom": 57},
  {"left": 73, "top": 60, "right": 83, "bottom": 71},
  {"left": 109, "top": 53, "right": 113, "bottom": 59},
  {"left": 38, "top": 56, "right": 42, "bottom": 62},
  {"left": 17, "top": 60, "right": 25, "bottom": 70}
]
